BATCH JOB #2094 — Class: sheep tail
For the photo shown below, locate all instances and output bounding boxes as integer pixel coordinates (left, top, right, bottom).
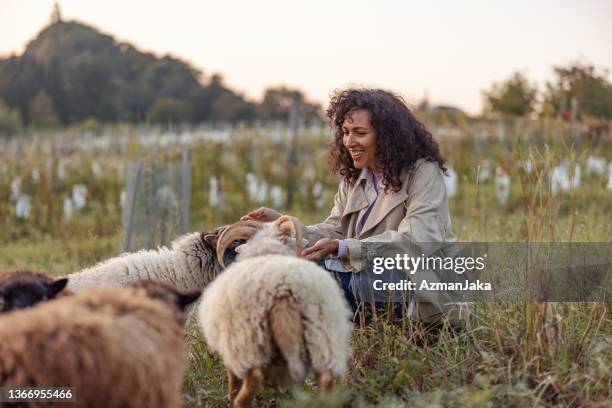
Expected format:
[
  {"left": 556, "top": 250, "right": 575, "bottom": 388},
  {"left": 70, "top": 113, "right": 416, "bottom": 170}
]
[{"left": 269, "top": 295, "right": 306, "bottom": 381}]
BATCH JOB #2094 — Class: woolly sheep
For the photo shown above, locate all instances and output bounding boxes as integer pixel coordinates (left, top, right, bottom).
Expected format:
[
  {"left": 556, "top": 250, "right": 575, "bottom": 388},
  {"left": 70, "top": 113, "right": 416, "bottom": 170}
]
[
  {"left": 199, "top": 216, "right": 352, "bottom": 408},
  {"left": 0, "top": 280, "right": 201, "bottom": 408},
  {"left": 0, "top": 270, "right": 69, "bottom": 313},
  {"left": 65, "top": 226, "right": 234, "bottom": 293}
]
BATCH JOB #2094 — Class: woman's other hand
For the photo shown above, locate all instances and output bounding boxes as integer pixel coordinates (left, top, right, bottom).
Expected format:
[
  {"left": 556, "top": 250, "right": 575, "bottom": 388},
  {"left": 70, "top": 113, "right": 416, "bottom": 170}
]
[
  {"left": 240, "top": 207, "right": 281, "bottom": 222},
  {"left": 301, "top": 238, "right": 339, "bottom": 262}
]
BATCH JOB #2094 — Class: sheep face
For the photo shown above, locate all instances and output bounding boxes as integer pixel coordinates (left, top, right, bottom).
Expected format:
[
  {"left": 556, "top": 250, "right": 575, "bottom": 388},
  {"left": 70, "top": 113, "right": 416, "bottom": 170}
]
[
  {"left": 0, "top": 271, "right": 68, "bottom": 313},
  {"left": 216, "top": 216, "right": 305, "bottom": 268},
  {"left": 127, "top": 280, "right": 201, "bottom": 325},
  {"left": 172, "top": 227, "right": 240, "bottom": 281},
  {"left": 202, "top": 227, "right": 241, "bottom": 268}
]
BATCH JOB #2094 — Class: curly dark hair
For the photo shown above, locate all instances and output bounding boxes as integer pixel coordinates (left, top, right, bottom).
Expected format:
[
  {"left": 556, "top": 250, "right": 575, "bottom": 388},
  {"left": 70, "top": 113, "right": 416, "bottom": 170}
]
[{"left": 327, "top": 88, "right": 447, "bottom": 192}]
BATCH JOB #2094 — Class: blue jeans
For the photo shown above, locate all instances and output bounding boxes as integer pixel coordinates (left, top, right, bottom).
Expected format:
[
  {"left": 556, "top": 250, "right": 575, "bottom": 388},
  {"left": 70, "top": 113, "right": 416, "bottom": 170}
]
[{"left": 317, "top": 260, "right": 410, "bottom": 320}]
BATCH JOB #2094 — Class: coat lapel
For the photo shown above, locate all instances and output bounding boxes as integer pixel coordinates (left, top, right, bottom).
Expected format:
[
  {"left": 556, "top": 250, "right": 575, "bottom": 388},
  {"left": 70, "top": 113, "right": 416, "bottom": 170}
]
[
  {"left": 359, "top": 168, "right": 411, "bottom": 237},
  {"left": 359, "top": 188, "right": 409, "bottom": 237},
  {"left": 341, "top": 184, "right": 368, "bottom": 219},
  {"left": 341, "top": 169, "right": 369, "bottom": 219}
]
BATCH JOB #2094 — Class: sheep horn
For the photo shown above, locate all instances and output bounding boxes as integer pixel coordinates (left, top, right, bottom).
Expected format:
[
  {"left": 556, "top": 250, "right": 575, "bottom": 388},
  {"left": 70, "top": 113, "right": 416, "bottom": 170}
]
[
  {"left": 216, "top": 220, "right": 262, "bottom": 269},
  {"left": 273, "top": 215, "right": 305, "bottom": 256}
]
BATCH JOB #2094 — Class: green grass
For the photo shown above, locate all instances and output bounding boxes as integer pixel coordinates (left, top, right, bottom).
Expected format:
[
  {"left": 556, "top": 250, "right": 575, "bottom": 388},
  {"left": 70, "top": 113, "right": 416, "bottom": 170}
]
[{"left": 1, "top": 120, "right": 611, "bottom": 407}]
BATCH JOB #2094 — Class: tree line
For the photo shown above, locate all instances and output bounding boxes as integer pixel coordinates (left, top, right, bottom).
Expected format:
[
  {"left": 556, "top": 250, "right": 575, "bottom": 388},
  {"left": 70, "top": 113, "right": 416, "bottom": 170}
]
[
  {"left": 481, "top": 62, "right": 612, "bottom": 121},
  {"left": 1, "top": 19, "right": 610, "bottom": 137},
  {"left": 0, "top": 20, "right": 322, "bottom": 135}
]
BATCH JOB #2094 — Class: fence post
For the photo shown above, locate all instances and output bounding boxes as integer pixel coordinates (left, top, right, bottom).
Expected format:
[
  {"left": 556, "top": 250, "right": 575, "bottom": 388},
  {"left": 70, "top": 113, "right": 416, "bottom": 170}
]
[
  {"left": 123, "top": 161, "right": 144, "bottom": 252},
  {"left": 181, "top": 148, "right": 191, "bottom": 234},
  {"left": 285, "top": 91, "right": 300, "bottom": 210}
]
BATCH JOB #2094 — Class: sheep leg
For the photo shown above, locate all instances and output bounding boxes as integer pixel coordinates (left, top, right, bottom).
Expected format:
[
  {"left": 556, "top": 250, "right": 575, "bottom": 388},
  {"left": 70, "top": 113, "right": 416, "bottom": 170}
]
[
  {"left": 232, "top": 367, "right": 264, "bottom": 408},
  {"left": 316, "top": 368, "right": 333, "bottom": 391},
  {"left": 227, "top": 368, "right": 241, "bottom": 405}
]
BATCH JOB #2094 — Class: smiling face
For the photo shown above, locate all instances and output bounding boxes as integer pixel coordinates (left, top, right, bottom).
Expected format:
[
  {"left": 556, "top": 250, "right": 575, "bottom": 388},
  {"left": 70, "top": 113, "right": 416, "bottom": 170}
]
[{"left": 342, "top": 109, "right": 380, "bottom": 171}]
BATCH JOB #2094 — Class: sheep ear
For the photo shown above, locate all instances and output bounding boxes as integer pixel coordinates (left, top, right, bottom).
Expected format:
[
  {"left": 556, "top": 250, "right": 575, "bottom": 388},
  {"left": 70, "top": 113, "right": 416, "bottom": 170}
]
[
  {"left": 203, "top": 225, "right": 229, "bottom": 246},
  {"left": 47, "top": 278, "right": 69, "bottom": 299},
  {"left": 203, "top": 233, "right": 219, "bottom": 246},
  {"left": 176, "top": 291, "right": 201, "bottom": 311}
]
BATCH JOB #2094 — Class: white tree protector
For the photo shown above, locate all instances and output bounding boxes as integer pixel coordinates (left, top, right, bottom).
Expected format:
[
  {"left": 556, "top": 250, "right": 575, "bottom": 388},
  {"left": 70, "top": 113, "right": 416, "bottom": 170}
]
[
  {"left": 246, "top": 172, "right": 259, "bottom": 201},
  {"left": 31, "top": 167, "right": 40, "bottom": 183},
  {"left": 444, "top": 167, "right": 458, "bottom": 198},
  {"left": 91, "top": 161, "right": 103, "bottom": 178},
  {"left": 478, "top": 159, "right": 492, "bottom": 182},
  {"left": 312, "top": 181, "right": 328, "bottom": 209},
  {"left": 270, "top": 185, "right": 283, "bottom": 208},
  {"left": 72, "top": 184, "right": 88, "bottom": 210},
  {"left": 256, "top": 182, "right": 269, "bottom": 203},
  {"left": 63, "top": 196, "right": 74, "bottom": 222},
  {"left": 209, "top": 176, "right": 220, "bottom": 207},
  {"left": 57, "top": 161, "right": 67, "bottom": 180},
  {"left": 495, "top": 167, "right": 511, "bottom": 205},
  {"left": 15, "top": 194, "right": 31, "bottom": 219},
  {"left": 571, "top": 164, "right": 581, "bottom": 189},
  {"left": 520, "top": 159, "right": 534, "bottom": 175},
  {"left": 585, "top": 156, "right": 606, "bottom": 176},
  {"left": 10, "top": 177, "right": 21, "bottom": 202},
  {"left": 551, "top": 164, "right": 570, "bottom": 194}
]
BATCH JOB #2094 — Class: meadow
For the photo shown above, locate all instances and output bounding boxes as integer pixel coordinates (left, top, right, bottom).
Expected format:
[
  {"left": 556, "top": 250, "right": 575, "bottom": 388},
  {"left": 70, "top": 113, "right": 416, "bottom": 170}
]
[{"left": 0, "top": 118, "right": 610, "bottom": 407}]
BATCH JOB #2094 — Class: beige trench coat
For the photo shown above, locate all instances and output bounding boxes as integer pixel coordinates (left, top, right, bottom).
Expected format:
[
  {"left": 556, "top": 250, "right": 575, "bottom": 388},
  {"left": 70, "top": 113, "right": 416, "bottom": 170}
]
[{"left": 305, "top": 159, "right": 460, "bottom": 323}]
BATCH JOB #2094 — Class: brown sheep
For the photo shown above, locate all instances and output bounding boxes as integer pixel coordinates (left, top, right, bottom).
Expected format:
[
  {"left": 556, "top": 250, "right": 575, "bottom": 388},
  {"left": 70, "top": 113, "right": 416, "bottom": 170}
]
[{"left": 0, "top": 280, "right": 200, "bottom": 408}]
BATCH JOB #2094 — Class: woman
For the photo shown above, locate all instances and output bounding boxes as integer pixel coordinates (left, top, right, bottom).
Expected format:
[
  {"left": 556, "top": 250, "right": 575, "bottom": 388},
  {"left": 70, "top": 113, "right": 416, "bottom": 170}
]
[{"left": 242, "top": 88, "right": 458, "bottom": 325}]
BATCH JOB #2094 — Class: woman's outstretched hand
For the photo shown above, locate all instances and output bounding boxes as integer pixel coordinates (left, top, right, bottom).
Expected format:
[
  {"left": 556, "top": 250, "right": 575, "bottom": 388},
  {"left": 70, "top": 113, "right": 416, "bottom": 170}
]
[
  {"left": 301, "top": 238, "right": 339, "bottom": 262},
  {"left": 240, "top": 207, "right": 281, "bottom": 222}
]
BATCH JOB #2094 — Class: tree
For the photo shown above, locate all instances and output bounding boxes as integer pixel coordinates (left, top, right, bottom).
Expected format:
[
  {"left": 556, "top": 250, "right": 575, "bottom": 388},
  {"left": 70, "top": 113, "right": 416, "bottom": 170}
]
[
  {"left": 258, "top": 86, "right": 322, "bottom": 124},
  {"left": 482, "top": 72, "right": 537, "bottom": 116},
  {"left": 147, "top": 97, "right": 192, "bottom": 125},
  {"left": 0, "top": 99, "right": 22, "bottom": 137},
  {"left": 542, "top": 62, "right": 612, "bottom": 120},
  {"left": 210, "top": 92, "right": 255, "bottom": 123},
  {"left": 28, "top": 92, "right": 60, "bottom": 128}
]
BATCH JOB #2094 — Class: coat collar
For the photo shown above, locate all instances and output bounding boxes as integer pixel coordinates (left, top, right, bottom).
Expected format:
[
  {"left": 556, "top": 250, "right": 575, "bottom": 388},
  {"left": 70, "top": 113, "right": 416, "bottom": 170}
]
[
  {"left": 341, "top": 168, "right": 370, "bottom": 218},
  {"left": 340, "top": 167, "right": 411, "bottom": 237}
]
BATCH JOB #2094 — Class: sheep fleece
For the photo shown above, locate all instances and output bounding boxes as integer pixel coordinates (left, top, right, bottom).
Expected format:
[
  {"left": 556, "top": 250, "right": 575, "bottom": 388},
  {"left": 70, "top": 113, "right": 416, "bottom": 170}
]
[
  {"left": 0, "top": 288, "right": 187, "bottom": 408},
  {"left": 198, "top": 255, "right": 352, "bottom": 379},
  {"left": 66, "top": 232, "right": 208, "bottom": 293}
]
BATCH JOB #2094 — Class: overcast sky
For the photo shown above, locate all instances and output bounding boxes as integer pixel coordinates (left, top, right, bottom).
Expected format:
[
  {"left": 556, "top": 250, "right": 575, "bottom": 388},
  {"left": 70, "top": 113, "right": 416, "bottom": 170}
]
[{"left": 1, "top": 0, "right": 611, "bottom": 114}]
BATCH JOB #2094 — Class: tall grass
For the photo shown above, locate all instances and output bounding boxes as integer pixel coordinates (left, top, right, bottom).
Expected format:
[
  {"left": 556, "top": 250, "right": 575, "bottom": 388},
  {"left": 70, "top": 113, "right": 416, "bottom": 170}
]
[{"left": 1, "top": 119, "right": 610, "bottom": 406}]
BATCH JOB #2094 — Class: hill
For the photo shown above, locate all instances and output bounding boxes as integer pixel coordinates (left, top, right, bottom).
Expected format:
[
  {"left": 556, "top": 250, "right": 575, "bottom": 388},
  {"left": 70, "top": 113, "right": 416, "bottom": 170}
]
[{"left": 0, "top": 20, "right": 277, "bottom": 125}]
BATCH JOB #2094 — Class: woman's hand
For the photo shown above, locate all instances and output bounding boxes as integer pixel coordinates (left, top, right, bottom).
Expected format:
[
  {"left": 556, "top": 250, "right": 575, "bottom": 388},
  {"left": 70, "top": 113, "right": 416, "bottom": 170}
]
[
  {"left": 301, "top": 238, "right": 339, "bottom": 262},
  {"left": 240, "top": 207, "right": 281, "bottom": 222}
]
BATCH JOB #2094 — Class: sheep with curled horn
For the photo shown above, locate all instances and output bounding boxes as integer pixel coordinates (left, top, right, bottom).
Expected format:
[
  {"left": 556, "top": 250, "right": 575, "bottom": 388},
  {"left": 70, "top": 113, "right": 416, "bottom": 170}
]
[
  {"left": 215, "top": 216, "right": 305, "bottom": 268},
  {"left": 63, "top": 226, "right": 237, "bottom": 294},
  {"left": 198, "top": 215, "right": 352, "bottom": 408}
]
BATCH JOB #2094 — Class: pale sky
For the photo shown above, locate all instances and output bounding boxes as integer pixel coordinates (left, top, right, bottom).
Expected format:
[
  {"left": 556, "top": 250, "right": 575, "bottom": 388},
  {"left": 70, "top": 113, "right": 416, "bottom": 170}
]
[{"left": 1, "top": 0, "right": 611, "bottom": 114}]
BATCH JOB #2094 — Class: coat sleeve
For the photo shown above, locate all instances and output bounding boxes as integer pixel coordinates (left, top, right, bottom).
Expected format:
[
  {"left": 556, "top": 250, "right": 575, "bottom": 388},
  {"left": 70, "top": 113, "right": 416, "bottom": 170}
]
[
  {"left": 342, "top": 161, "right": 453, "bottom": 272},
  {"left": 304, "top": 181, "right": 348, "bottom": 245}
]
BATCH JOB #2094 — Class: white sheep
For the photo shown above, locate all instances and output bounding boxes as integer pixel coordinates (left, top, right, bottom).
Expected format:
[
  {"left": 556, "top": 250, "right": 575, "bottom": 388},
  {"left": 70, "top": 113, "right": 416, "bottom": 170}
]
[
  {"left": 65, "top": 227, "right": 231, "bottom": 294},
  {"left": 198, "top": 216, "right": 352, "bottom": 408},
  {"left": 0, "top": 280, "right": 201, "bottom": 408}
]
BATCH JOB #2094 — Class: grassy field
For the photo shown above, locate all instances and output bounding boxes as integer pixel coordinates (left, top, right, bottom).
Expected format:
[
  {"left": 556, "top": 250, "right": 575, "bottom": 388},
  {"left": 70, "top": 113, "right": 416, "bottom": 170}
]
[{"left": 1, "top": 119, "right": 610, "bottom": 407}]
